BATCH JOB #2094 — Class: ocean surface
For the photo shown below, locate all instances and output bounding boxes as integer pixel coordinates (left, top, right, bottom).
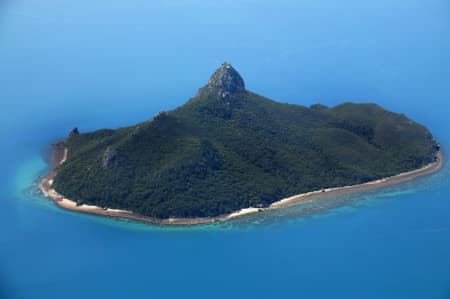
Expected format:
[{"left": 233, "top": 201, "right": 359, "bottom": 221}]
[{"left": 1, "top": 0, "right": 450, "bottom": 298}]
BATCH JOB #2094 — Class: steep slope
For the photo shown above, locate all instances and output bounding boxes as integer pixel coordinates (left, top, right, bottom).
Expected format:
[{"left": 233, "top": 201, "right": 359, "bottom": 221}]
[{"left": 52, "top": 62, "right": 439, "bottom": 218}]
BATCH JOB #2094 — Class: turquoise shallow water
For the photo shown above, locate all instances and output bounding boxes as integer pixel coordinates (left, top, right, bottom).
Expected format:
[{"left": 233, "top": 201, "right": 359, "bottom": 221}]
[{"left": 1, "top": 0, "right": 450, "bottom": 298}]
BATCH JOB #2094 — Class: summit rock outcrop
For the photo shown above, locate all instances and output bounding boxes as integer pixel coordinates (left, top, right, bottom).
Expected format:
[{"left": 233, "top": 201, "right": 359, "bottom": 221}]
[{"left": 197, "top": 62, "right": 245, "bottom": 99}]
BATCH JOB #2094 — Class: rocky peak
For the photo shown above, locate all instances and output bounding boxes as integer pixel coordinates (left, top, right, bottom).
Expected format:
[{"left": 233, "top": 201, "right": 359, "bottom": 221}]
[{"left": 197, "top": 62, "right": 245, "bottom": 98}]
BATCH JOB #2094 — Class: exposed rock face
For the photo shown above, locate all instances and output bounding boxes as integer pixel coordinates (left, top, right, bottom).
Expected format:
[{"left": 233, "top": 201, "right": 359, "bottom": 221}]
[
  {"left": 197, "top": 62, "right": 245, "bottom": 99},
  {"left": 102, "top": 147, "right": 117, "bottom": 169},
  {"left": 69, "top": 127, "right": 79, "bottom": 138},
  {"left": 148, "top": 111, "right": 168, "bottom": 123}
]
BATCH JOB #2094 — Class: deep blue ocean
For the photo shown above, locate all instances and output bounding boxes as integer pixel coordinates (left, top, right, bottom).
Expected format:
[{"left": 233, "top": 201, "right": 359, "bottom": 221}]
[{"left": 1, "top": 0, "right": 450, "bottom": 298}]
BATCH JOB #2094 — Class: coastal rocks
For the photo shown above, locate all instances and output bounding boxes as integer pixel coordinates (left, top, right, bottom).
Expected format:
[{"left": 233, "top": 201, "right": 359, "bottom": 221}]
[
  {"left": 196, "top": 62, "right": 245, "bottom": 99},
  {"left": 69, "top": 127, "right": 79, "bottom": 138},
  {"left": 102, "top": 147, "right": 117, "bottom": 169}
]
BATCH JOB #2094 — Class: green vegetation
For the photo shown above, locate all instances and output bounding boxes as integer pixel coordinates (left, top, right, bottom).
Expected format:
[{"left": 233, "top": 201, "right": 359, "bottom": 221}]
[{"left": 53, "top": 63, "right": 439, "bottom": 219}]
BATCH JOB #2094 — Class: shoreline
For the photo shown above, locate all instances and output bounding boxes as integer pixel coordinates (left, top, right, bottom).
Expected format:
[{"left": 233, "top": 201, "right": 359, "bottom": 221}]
[{"left": 39, "top": 143, "right": 444, "bottom": 226}]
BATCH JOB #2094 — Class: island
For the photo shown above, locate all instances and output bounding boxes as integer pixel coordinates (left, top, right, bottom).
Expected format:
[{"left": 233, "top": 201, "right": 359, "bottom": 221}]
[{"left": 39, "top": 62, "right": 443, "bottom": 225}]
